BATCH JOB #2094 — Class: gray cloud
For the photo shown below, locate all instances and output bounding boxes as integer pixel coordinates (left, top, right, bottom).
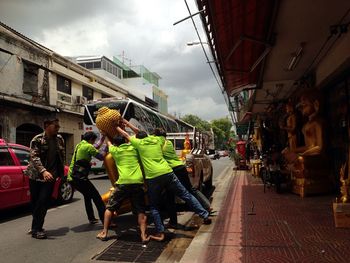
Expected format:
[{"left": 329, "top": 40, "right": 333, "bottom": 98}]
[{"left": 0, "top": 0, "right": 230, "bottom": 121}]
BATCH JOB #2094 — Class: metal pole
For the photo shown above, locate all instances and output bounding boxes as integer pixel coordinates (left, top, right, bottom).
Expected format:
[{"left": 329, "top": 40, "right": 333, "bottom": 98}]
[{"left": 173, "top": 9, "right": 205, "bottom": 26}]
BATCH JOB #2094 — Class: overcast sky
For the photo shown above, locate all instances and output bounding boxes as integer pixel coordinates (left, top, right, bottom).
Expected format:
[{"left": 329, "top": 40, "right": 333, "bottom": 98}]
[{"left": 0, "top": 0, "right": 229, "bottom": 121}]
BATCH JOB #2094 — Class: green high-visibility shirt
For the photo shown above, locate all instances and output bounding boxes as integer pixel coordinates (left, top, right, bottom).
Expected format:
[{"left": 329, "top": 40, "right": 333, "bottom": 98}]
[
  {"left": 68, "top": 140, "right": 99, "bottom": 181},
  {"left": 129, "top": 135, "right": 172, "bottom": 179},
  {"left": 158, "top": 136, "right": 184, "bottom": 168},
  {"left": 109, "top": 143, "right": 143, "bottom": 185}
]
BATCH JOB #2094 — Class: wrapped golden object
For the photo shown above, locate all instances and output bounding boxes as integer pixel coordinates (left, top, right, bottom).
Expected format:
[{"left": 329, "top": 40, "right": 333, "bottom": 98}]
[
  {"left": 96, "top": 106, "right": 121, "bottom": 139},
  {"left": 104, "top": 152, "right": 118, "bottom": 186}
]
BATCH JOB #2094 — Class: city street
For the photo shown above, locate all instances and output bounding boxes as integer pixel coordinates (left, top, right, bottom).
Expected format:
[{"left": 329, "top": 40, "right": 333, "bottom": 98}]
[
  {"left": 2, "top": 1, "right": 350, "bottom": 263},
  {"left": 0, "top": 157, "right": 232, "bottom": 263}
]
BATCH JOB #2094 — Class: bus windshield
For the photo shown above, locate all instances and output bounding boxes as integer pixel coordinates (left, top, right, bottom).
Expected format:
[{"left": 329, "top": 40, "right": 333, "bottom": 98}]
[
  {"left": 83, "top": 98, "right": 195, "bottom": 170},
  {"left": 83, "top": 101, "right": 128, "bottom": 125},
  {"left": 83, "top": 98, "right": 181, "bottom": 134}
]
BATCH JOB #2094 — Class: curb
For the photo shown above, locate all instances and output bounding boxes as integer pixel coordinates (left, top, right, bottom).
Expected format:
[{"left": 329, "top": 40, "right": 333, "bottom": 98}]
[{"left": 179, "top": 164, "right": 236, "bottom": 263}]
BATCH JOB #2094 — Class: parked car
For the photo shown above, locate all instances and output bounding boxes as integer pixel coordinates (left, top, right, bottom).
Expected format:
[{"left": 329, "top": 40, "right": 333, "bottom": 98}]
[
  {"left": 218, "top": 150, "right": 229, "bottom": 157},
  {"left": 0, "top": 138, "right": 74, "bottom": 210},
  {"left": 206, "top": 149, "right": 220, "bottom": 160}
]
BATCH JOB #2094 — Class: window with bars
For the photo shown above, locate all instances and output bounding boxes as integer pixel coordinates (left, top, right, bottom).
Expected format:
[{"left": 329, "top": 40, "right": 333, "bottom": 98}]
[
  {"left": 83, "top": 85, "right": 94, "bottom": 101},
  {"left": 57, "top": 75, "right": 71, "bottom": 94},
  {"left": 23, "top": 61, "right": 39, "bottom": 95}
]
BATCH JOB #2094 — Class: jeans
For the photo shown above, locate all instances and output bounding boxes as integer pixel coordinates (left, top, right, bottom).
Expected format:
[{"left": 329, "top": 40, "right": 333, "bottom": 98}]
[
  {"left": 29, "top": 179, "right": 55, "bottom": 232},
  {"left": 71, "top": 179, "right": 106, "bottom": 222},
  {"left": 167, "top": 166, "right": 211, "bottom": 224},
  {"left": 146, "top": 172, "right": 209, "bottom": 233},
  {"left": 174, "top": 166, "right": 211, "bottom": 210}
]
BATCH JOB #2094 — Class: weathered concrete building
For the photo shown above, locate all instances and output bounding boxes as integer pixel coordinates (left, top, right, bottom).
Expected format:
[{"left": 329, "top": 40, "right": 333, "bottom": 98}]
[{"left": 0, "top": 22, "right": 131, "bottom": 163}]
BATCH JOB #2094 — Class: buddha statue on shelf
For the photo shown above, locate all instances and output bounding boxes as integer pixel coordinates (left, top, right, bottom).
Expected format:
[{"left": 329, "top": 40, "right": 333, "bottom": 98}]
[
  {"left": 283, "top": 92, "right": 323, "bottom": 160},
  {"left": 280, "top": 101, "right": 297, "bottom": 151},
  {"left": 283, "top": 90, "right": 330, "bottom": 197}
]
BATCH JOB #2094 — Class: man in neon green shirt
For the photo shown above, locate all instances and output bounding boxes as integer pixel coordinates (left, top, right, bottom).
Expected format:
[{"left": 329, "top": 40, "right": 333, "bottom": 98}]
[
  {"left": 154, "top": 128, "right": 211, "bottom": 228},
  {"left": 117, "top": 119, "right": 211, "bottom": 241},
  {"left": 68, "top": 132, "right": 106, "bottom": 224},
  {"left": 96, "top": 135, "right": 149, "bottom": 243}
]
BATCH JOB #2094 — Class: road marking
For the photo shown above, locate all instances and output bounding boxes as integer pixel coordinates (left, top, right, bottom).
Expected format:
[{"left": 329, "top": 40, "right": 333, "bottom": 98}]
[
  {"left": 214, "top": 163, "right": 234, "bottom": 183},
  {"left": 48, "top": 204, "right": 69, "bottom": 213}
]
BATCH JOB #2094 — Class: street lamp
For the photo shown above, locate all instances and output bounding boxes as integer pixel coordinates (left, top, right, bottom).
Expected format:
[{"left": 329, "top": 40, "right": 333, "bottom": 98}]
[{"left": 187, "top": 41, "right": 208, "bottom": 46}]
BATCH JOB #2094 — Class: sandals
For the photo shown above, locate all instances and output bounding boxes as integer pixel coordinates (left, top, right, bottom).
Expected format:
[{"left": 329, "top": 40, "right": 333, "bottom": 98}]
[
  {"left": 96, "top": 231, "right": 108, "bottom": 241},
  {"left": 96, "top": 234, "right": 108, "bottom": 241},
  {"left": 141, "top": 235, "right": 150, "bottom": 245},
  {"left": 32, "top": 231, "right": 47, "bottom": 239},
  {"left": 89, "top": 219, "right": 99, "bottom": 225}
]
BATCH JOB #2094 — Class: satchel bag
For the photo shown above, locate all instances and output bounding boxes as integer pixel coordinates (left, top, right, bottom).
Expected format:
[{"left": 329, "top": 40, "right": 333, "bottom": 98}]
[{"left": 71, "top": 145, "right": 91, "bottom": 180}]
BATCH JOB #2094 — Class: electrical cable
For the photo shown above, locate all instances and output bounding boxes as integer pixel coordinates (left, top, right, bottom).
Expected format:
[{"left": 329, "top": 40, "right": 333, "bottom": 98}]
[{"left": 183, "top": 0, "right": 235, "bottom": 123}]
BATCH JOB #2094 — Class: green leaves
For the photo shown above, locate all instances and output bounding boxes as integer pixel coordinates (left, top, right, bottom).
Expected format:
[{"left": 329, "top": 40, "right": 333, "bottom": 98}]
[{"left": 181, "top": 115, "right": 234, "bottom": 150}]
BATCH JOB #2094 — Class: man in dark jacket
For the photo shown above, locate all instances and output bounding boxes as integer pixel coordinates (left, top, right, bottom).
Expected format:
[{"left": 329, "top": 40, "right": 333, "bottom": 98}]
[{"left": 25, "top": 118, "right": 65, "bottom": 239}]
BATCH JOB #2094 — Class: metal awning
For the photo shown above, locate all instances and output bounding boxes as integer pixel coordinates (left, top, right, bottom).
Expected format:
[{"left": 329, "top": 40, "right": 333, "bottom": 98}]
[
  {"left": 196, "top": 0, "right": 279, "bottom": 97},
  {"left": 197, "top": 0, "right": 350, "bottom": 115}
]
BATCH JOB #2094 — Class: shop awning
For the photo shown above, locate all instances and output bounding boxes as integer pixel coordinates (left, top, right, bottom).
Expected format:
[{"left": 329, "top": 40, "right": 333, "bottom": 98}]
[{"left": 196, "top": 0, "right": 279, "bottom": 97}]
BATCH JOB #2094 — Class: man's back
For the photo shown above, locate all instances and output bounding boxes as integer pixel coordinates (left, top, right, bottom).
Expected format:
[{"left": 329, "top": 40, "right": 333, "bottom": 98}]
[
  {"left": 109, "top": 143, "right": 143, "bottom": 185},
  {"left": 129, "top": 135, "right": 172, "bottom": 179}
]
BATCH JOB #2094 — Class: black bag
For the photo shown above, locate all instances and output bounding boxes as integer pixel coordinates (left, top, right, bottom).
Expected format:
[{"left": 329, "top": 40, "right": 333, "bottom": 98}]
[
  {"left": 71, "top": 145, "right": 91, "bottom": 180},
  {"left": 72, "top": 159, "right": 91, "bottom": 180}
]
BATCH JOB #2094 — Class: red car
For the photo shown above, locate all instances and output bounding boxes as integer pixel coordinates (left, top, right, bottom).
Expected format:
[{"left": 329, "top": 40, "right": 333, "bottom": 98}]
[{"left": 0, "top": 138, "right": 74, "bottom": 210}]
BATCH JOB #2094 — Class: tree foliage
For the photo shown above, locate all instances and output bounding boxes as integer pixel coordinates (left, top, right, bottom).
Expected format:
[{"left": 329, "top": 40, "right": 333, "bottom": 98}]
[
  {"left": 181, "top": 114, "right": 211, "bottom": 131},
  {"left": 211, "top": 117, "right": 232, "bottom": 149},
  {"left": 181, "top": 115, "right": 233, "bottom": 150}
]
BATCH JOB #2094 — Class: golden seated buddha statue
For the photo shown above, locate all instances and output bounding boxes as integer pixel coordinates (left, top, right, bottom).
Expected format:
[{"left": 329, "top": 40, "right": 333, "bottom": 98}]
[{"left": 282, "top": 91, "right": 331, "bottom": 197}]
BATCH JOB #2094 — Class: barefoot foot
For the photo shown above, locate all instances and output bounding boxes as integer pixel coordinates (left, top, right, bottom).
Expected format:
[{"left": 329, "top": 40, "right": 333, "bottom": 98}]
[
  {"left": 149, "top": 233, "right": 165, "bottom": 242},
  {"left": 96, "top": 231, "right": 108, "bottom": 241}
]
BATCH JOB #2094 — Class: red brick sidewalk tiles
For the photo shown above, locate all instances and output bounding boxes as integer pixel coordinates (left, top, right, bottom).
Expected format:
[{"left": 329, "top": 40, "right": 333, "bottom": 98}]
[{"left": 198, "top": 171, "right": 350, "bottom": 263}]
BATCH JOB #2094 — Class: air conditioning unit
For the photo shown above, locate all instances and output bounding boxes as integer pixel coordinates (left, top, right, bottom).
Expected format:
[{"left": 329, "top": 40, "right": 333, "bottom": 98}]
[
  {"left": 57, "top": 92, "right": 72, "bottom": 104},
  {"left": 76, "top": 95, "right": 87, "bottom": 105}
]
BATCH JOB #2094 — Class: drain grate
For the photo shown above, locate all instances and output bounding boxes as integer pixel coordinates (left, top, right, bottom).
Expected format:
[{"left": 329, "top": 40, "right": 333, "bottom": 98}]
[{"left": 96, "top": 232, "right": 171, "bottom": 262}]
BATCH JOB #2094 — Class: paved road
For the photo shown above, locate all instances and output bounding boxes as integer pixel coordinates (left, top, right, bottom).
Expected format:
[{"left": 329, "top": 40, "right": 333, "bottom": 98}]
[{"left": 0, "top": 157, "right": 233, "bottom": 263}]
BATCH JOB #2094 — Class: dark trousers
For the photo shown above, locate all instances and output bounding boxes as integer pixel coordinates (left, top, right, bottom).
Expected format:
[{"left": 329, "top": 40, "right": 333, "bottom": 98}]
[
  {"left": 167, "top": 166, "right": 211, "bottom": 224},
  {"left": 29, "top": 179, "right": 55, "bottom": 232},
  {"left": 147, "top": 172, "right": 209, "bottom": 233},
  {"left": 71, "top": 179, "right": 105, "bottom": 222},
  {"left": 175, "top": 166, "right": 211, "bottom": 210}
]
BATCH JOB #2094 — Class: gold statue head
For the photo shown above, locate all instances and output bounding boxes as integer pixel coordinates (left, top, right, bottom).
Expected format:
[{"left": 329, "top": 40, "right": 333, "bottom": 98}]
[
  {"left": 298, "top": 90, "right": 321, "bottom": 117},
  {"left": 285, "top": 101, "right": 294, "bottom": 114},
  {"left": 96, "top": 107, "right": 122, "bottom": 139}
]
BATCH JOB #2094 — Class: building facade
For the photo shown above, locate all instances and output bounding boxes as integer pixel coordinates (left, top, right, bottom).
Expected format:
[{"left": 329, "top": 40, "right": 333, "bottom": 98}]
[{"left": 0, "top": 22, "right": 129, "bottom": 163}]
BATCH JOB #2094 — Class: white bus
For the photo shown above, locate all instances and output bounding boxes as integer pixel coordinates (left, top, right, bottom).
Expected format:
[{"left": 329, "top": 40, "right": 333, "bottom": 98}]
[
  {"left": 83, "top": 97, "right": 212, "bottom": 194},
  {"left": 83, "top": 97, "right": 187, "bottom": 172}
]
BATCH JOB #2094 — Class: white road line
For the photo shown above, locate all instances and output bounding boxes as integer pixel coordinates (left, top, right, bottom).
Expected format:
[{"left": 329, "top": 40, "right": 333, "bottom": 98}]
[{"left": 47, "top": 204, "right": 70, "bottom": 213}]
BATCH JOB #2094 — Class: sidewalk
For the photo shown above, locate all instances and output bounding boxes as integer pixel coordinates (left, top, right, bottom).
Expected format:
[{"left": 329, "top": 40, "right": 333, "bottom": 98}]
[{"left": 180, "top": 167, "right": 350, "bottom": 263}]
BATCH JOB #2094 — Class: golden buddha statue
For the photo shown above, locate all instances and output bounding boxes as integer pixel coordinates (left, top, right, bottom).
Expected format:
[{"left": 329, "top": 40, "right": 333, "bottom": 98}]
[
  {"left": 280, "top": 101, "right": 297, "bottom": 151},
  {"left": 283, "top": 90, "right": 330, "bottom": 197},
  {"left": 283, "top": 92, "right": 323, "bottom": 160},
  {"left": 96, "top": 107, "right": 122, "bottom": 139},
  {"left": 338, "top": 163, "right": 349, "bottom": 203},
  {"left": 95, "top": 107, "right": 121, "bottom": 186},
  {"left": 180, "top": 134, "right": 192, "bottom": 161}
]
